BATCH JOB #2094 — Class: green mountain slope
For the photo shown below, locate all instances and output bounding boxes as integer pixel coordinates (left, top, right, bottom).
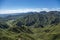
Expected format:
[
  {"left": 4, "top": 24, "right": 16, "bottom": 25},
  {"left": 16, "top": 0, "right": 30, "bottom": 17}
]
[{"left": 0, "top": 11, "right": 60, "bottom": 40}]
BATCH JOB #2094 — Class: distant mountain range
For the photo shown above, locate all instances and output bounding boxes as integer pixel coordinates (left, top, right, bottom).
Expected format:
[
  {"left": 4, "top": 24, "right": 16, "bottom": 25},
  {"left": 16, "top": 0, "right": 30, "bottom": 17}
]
[
  {"left": 0, "top": 11, "right": 59, "bottom": 17},
  {"left": 0, "top": 11, "right": 60, "bottom": 40}
]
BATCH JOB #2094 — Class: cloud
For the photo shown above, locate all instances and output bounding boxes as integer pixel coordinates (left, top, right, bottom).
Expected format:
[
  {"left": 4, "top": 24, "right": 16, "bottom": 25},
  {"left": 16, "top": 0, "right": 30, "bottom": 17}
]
[{"left": 0, "top": 8, "right": 60, "bottom": 14}]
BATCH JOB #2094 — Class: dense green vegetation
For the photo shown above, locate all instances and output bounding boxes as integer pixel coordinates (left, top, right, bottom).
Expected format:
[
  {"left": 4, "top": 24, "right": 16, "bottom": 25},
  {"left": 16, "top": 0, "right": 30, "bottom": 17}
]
[{"left": 0, "top": 11, "right": 60, "bottom": 40}]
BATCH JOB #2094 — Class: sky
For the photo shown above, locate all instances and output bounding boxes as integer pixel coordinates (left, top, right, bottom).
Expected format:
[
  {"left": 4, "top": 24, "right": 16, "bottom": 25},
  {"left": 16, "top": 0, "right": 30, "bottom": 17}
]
[{"left": 0, "top": 0, "right": 60, "bottom": 14}]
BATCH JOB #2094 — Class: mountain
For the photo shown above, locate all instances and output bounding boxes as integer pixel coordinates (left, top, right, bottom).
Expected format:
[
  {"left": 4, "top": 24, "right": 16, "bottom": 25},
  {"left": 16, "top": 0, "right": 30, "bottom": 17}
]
[
  {"left": 12, "top": 11, "right": 60, "bottom": 27},
  {"left": 0, "top": 11, "right": 60, "bottom": 40}
]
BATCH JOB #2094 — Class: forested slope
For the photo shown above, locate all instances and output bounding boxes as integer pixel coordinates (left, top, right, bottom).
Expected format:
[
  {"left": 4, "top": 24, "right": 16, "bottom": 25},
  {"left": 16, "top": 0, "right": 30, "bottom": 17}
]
[{"left": 0, "top": 11, "right": 60, "bottom": 40}]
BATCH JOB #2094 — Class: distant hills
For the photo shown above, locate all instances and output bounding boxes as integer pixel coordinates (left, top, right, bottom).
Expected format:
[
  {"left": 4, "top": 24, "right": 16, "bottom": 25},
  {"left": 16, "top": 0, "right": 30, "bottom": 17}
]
[{"left": 0, "top": 11, "right": 60, "bottom": 40}]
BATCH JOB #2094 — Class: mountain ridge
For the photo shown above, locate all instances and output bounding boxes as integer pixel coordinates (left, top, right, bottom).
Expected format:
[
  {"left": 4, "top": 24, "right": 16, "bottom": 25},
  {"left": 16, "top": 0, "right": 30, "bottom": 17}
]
[{"left": 0, "top": 11, "right": 60, "bottom": 40}]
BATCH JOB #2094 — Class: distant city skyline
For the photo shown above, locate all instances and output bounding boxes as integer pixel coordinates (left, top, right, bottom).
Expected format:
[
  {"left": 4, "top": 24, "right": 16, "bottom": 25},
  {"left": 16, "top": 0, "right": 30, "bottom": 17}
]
[{"left": 0, "top": 0, "right": 60, "bottom": 14}]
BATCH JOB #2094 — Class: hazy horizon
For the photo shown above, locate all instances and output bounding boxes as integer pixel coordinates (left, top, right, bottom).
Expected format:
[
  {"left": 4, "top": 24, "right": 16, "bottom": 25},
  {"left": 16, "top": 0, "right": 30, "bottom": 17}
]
[{"left": 0, "top": 0, "right": 60, "bottom": 14}]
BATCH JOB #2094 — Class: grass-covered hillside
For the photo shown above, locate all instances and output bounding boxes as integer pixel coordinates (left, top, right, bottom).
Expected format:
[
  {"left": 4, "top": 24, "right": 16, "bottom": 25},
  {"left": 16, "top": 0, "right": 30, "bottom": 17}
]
[{"left": 0, "top": 11, "right": 60, "bottom": 40}]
